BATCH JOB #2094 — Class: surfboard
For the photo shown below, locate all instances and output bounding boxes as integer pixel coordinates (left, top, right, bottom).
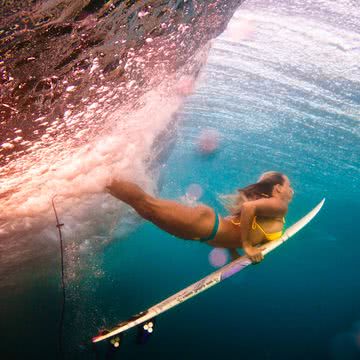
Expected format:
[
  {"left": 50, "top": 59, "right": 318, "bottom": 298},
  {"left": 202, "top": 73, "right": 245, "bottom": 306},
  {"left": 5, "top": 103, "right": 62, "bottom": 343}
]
[{"left": 92, "top": 198, "right": 325, "bottom": 344}]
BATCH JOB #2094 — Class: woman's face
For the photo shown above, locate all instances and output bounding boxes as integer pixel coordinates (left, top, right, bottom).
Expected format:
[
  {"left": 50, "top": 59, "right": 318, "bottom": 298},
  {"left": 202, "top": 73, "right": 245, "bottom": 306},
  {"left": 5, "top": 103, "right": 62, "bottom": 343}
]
[{"left": 281, "top": 176, "right": 294, "bottom": 202}]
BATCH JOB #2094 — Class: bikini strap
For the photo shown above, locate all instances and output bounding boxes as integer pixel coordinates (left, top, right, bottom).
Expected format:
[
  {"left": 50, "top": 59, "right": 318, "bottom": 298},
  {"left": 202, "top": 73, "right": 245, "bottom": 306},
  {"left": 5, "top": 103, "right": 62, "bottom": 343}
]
[
  {"left": 252, "top": 216, "right": 285, "bottom": 229},
  {"left": 252, "top": 216, "right": 257, "bottom": 230}
]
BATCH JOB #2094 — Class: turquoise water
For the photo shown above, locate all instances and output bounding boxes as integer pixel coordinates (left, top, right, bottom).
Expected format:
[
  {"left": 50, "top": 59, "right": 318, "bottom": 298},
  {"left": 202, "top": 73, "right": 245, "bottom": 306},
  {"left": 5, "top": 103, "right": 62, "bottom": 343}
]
[
  {"left": 91, "top": 45, "right": 359, "bottom": 358},
  {"left": 1, "top": 1, "right": 360, "bottom": 359},
  {"left": 92, "top": 112, "right": 359, "bottom": 359},
  {"left": 87, "top": 8, "right": 360, "bottom": 358},
  {"left": 86, "top": 95, "right": 360, "bottom": 360}
]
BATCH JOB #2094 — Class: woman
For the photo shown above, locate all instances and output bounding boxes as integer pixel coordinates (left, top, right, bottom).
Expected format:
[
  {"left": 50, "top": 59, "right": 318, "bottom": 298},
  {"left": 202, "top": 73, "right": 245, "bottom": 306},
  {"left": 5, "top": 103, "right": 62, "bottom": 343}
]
[{"left": 106, "top": 171, "right": 294, "bottom": 264}]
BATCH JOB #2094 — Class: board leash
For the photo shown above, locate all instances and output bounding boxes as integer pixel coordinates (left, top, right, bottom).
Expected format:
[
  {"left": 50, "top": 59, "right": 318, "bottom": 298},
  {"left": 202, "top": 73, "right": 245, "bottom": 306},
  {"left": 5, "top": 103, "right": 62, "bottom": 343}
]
[{"left": 51, "top": 195, "right": 66, "bottom": 360}]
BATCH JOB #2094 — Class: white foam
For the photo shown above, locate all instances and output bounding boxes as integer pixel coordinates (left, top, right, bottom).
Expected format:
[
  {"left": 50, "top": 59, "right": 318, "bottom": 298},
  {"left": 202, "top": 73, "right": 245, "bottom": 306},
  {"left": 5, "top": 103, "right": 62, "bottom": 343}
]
[{"left": 0, "top": 65, "right": 204, "bottom": 280}]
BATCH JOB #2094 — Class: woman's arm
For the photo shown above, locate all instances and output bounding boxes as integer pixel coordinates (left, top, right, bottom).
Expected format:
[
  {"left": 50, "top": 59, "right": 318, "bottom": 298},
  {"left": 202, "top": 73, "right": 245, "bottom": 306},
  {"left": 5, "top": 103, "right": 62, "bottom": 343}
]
[
  {"left": 239, "top": 198, "right": 287, "bottom": 263},
  {"left": 239, "top": 202, "right": 261, "bottom": 260},
  {"left": 245, "top": 197, "right": 288, "bottom": 217}
]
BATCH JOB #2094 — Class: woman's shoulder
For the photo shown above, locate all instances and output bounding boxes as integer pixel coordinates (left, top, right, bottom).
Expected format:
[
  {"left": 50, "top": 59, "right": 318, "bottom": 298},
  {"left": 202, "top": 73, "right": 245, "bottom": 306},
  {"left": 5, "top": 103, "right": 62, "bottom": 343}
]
[{"left": 244, "top": 196, "right": 288, "bottom": 217}]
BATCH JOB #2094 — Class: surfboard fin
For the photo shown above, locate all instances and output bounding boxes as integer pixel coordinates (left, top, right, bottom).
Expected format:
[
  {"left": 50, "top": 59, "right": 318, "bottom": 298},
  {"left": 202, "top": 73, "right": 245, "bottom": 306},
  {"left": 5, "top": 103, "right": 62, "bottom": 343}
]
[
  {"left": 109, "top": 334, "right": 123, "bottom": 349},
  {"left": 137, "top": 318, "right": 157, "bottom": 344}
]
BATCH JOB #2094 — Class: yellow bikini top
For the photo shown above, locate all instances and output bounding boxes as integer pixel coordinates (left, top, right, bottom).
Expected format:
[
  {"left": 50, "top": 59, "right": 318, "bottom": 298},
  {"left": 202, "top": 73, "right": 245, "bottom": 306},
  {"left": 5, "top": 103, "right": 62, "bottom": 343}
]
[{"left": 230, "top": 216, "right": 285, "bottom": 241}]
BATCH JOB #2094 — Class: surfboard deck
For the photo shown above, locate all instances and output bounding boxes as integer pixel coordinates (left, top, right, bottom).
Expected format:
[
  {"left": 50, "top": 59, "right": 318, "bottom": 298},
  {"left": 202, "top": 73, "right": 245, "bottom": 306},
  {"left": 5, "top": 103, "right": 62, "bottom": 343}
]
[{"left": 92, "top": 198, "right": 325, "bottom": 343}]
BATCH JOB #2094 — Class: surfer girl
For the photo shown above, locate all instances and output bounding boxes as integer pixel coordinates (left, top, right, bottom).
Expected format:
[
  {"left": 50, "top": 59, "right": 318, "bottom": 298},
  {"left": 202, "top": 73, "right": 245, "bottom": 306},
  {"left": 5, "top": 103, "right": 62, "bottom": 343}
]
[{"left": 106, "top": 171, "right": 294, "bottom": 263}]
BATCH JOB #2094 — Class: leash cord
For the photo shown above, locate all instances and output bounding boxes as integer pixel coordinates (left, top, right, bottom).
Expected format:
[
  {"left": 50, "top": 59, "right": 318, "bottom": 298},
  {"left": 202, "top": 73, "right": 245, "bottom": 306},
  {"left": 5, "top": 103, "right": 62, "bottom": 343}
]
[{"left": 52, "top": 196, "right": 65, "bottom": 360}]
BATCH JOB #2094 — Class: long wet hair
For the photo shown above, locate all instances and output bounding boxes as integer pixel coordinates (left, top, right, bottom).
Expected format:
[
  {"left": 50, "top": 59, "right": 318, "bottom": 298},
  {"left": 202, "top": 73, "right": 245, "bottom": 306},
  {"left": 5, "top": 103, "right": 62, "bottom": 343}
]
[{"left": 219, "top": 171, "right": 285, "bottom": 216}]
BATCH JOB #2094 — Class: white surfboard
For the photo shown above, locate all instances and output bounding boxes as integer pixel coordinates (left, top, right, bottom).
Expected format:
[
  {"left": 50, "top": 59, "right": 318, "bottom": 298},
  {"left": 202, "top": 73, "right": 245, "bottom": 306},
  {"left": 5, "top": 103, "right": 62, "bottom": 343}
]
[{"left": 92, "top": 198, "right": 325, "bottom": 343}]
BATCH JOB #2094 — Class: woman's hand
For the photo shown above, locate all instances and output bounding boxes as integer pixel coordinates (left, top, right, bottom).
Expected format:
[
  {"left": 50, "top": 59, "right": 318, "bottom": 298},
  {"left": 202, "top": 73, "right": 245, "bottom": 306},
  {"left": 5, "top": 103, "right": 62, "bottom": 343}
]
[{"left": 244, "top": 245, "right": 265, "bottom": 264}]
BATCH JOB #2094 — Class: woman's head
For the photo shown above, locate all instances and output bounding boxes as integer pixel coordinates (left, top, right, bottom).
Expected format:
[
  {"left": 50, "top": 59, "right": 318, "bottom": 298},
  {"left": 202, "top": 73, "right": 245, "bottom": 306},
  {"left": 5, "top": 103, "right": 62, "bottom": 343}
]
[
  {"left": 257, "top": 171, "right": 294, "bottom": 202},
  {"left": 244, "top": 171, "right": 293, "bottom": 201},
  {"left": 219, "top": 171, "right": 293, "bottom": 215}
]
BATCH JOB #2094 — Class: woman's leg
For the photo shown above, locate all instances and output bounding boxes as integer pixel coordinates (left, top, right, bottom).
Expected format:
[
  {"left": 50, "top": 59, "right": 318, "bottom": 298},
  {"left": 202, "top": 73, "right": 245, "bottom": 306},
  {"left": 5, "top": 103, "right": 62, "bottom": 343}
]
[{"left": 106, "top": 179, "right": 217, "bottom": 240}]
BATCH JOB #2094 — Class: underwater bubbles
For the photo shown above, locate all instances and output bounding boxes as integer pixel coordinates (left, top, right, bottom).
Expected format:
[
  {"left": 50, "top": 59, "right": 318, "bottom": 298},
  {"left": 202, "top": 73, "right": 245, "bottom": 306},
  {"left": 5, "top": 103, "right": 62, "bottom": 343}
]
[
  {"left": 181, "top": 183, "right": 203, "bottom": 206},
  {"left": 225, "top": 17, "right": 256, "bottom": 42},
  {"left": 209, "top": 248, "right": 228, "bottom": 268},
  {"left": 175, "top": 75, "right": 196, "bottom": 96},
  {"left": 197, "top": 128, "right": 220, "bottom": 154},
  {"left": 186, "top": 183, "right": 203, "bottom": 200}
]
